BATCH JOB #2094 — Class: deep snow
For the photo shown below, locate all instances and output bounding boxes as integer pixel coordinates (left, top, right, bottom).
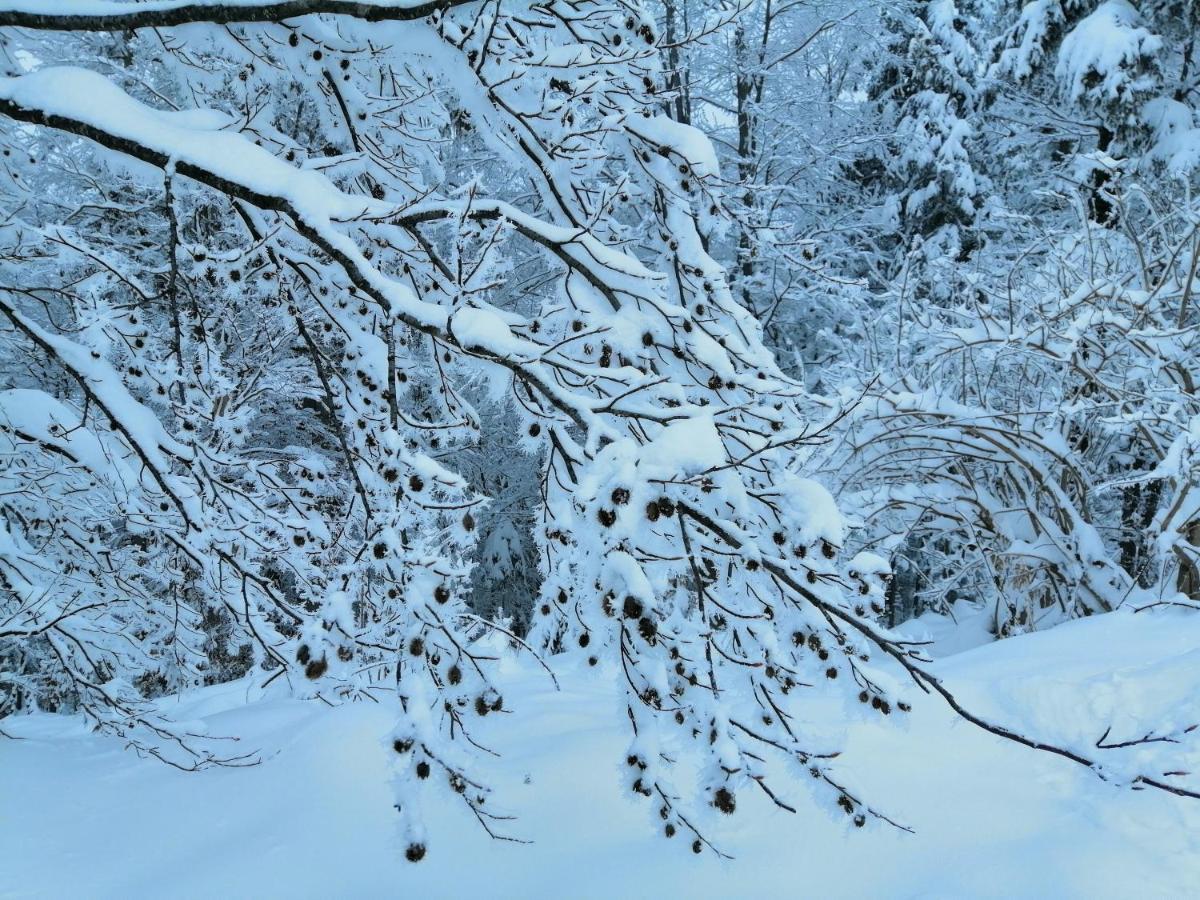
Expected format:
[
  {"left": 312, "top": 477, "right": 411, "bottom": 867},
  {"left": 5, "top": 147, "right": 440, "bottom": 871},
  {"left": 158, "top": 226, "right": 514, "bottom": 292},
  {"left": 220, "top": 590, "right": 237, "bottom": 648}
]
[{"left": 2, "top": 608, "right": 1198, "bottom": 899}]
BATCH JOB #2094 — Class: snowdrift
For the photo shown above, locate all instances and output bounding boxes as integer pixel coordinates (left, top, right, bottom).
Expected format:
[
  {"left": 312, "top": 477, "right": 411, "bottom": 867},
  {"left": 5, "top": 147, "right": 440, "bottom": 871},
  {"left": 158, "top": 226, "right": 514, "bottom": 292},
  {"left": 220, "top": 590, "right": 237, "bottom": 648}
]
[{"left": 2, "top": 607, "right": 1198, "bottom": 898}]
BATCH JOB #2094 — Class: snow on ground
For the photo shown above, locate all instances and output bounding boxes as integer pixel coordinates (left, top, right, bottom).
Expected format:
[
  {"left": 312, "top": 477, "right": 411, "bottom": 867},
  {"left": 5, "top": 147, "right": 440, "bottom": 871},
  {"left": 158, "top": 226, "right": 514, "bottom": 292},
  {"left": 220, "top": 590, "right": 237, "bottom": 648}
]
[
  {"left": 891, "top": 600, "right": 996, "bottom": 658},
  {"left": 2, "top": 609, "right": 1198, "bottom": 899}
]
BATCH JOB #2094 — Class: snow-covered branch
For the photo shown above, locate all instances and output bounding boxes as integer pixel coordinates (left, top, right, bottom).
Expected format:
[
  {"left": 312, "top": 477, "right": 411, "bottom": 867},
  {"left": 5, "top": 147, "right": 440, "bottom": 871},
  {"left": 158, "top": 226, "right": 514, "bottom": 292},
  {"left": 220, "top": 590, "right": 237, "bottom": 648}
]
[{"left": 0, "top": 0, "right": 476, "bottom": 31}]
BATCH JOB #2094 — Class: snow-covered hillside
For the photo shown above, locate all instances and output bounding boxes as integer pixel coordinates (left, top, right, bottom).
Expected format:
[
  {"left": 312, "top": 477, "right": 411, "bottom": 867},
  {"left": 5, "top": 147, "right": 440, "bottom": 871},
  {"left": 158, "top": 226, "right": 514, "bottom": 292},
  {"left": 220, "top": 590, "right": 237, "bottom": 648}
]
[{"left": 4, "top": 607, "right": 1197, "bottom": 899}]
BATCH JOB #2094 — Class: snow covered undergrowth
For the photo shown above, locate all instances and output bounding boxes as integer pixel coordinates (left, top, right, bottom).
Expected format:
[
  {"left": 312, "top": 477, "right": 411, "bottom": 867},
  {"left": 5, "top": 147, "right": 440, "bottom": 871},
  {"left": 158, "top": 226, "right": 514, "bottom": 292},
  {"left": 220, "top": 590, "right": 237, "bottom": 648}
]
[{"left": 3, "top": 609, "right": 1198, "bottom": 899}]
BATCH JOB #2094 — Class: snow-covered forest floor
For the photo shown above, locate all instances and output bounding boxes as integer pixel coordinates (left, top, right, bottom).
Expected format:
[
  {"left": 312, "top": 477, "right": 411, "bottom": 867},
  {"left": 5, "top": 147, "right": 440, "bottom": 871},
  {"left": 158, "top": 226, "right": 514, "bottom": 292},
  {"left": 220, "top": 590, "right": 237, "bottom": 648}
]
[{"left": 5, "top": 606, "right": 1198, "bottom": 899}]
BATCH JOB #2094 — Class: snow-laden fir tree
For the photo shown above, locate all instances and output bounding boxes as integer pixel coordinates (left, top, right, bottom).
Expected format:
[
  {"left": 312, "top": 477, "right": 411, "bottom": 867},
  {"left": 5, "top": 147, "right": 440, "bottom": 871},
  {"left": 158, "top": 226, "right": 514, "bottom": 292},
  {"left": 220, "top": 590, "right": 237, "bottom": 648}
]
[
  {"left": 858, "top": 0, "right": 989, "bottom": 279},
  {"left": 990, "top": 0, "right": 1193, "bottom": 223}
]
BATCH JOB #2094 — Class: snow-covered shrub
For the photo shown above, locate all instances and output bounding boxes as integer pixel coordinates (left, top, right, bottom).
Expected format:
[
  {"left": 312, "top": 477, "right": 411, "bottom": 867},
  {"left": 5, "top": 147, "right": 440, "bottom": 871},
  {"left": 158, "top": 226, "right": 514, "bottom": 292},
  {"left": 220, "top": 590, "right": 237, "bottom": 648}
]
[{"left": 826, "top": 184, "right": 1200, "bottom": 634}]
